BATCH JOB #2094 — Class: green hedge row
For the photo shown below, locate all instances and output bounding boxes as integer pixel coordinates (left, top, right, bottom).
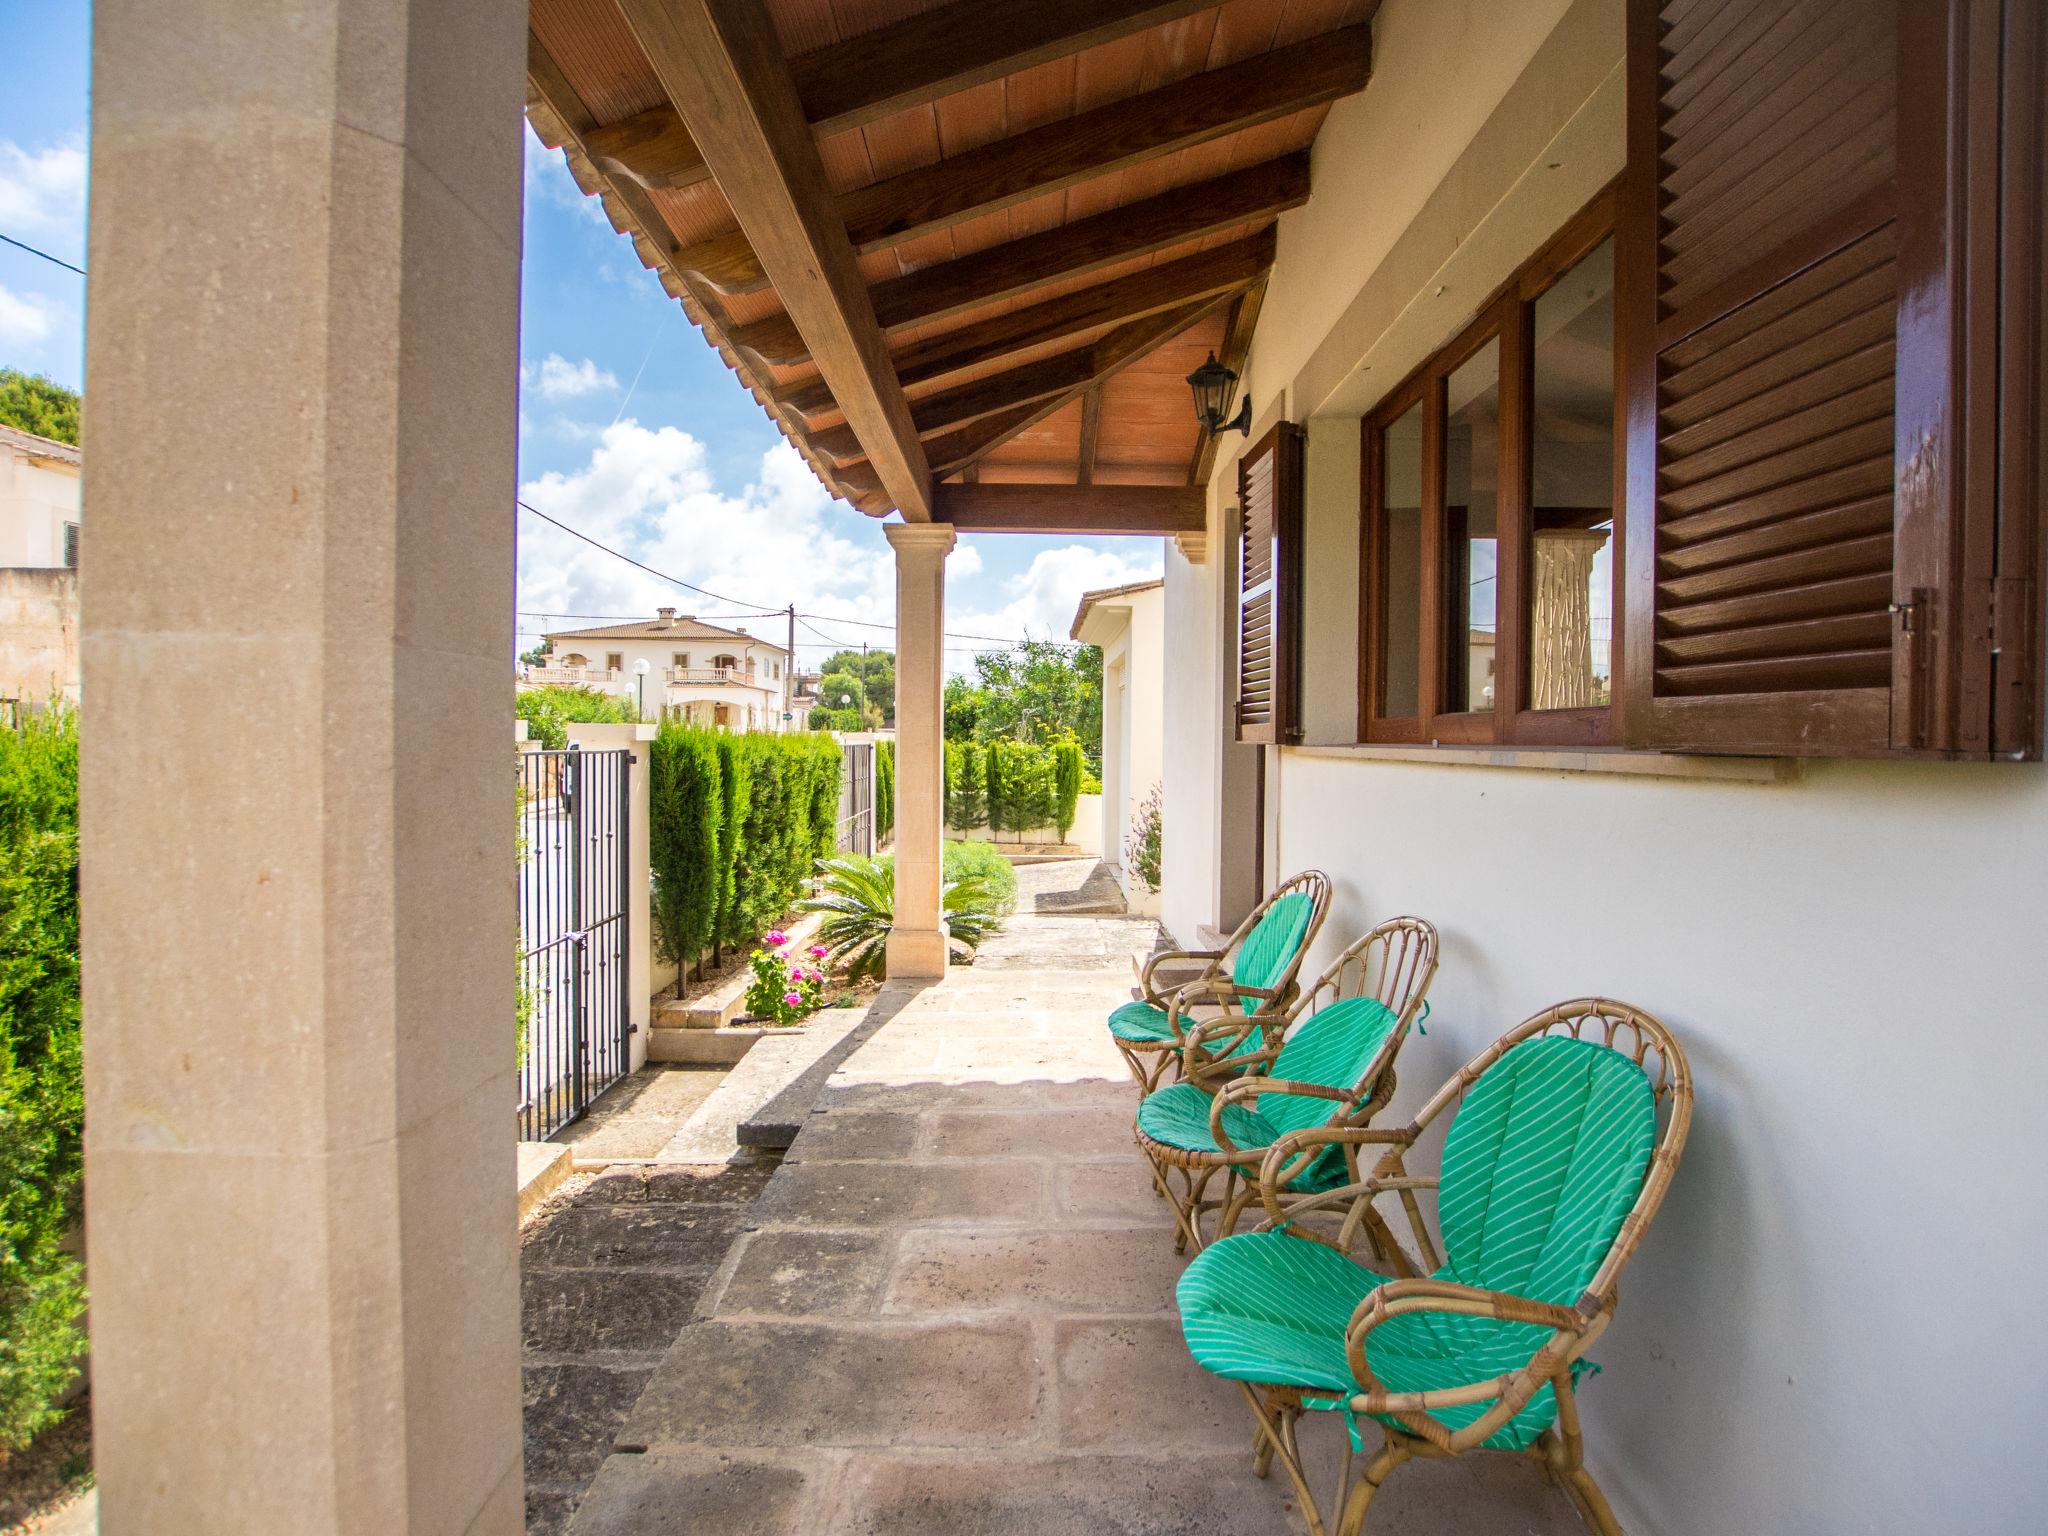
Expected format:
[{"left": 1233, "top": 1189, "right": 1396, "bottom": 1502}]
[
  {"left": 876, "top": 739, "right": 895, "bottom": 843},
  {"left": 649, "top": 725, "right": 842, "bottom": 985},
  {"left": 943, "top": 738, "right": 1082, "bottom": 841},
  {"left": 0, "top": 707, "right": 84, "bottom": 1448}
]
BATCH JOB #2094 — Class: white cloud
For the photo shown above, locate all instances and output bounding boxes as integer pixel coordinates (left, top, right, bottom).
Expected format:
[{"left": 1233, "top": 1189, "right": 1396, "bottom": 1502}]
[
  {"left": 948, "top": 544, "right": 984, "bottom": 578},
  {"left": 949, "top": 542, "right": 1164, "bottom": 650},
  {"left": 0, "top": 283, "right": 55, "bottom": 346},
  {"left": 519, "top": 425, "right": 896, "bottom": 655},
  {"left": 523, "top": 353, "right": 620, "bottom": 400},
  {"left": 0, "top": 140, "right": 86, "bottom": 245},
  {"left": 524, "top": 126, "right": 608, "bottom": 226}
]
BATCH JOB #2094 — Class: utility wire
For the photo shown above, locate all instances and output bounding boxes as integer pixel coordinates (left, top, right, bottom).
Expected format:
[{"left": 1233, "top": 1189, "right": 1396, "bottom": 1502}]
[
  {"left": 518, "top": 499, "right": 1089, "bottom": 649},
  {"left": 0, "top": 232, "right": 85, "bottom": 275}
]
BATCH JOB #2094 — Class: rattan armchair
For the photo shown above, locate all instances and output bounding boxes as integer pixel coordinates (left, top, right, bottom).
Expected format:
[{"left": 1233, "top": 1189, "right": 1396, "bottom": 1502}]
[
  {"left": 1130, "top": 918, "right": 1438, "bottom": 1253},
  {"left": 1176, "top": 999, "right": 1693, "bottom": 1536}
]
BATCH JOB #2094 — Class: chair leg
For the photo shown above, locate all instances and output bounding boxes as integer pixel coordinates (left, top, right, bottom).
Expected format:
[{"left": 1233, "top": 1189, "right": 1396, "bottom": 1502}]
[
  {"left": 1239, "top": 1385, "right": 1326, "bottom": 1536},
  {"left": 1542, "top": 1383, "right": 1625, "bottom": 1536},
  {"left": 1216, "top": 1169, "right": 1255, "bottom": 1240},
  {"left": 1333, "top": 1437, "right": 1408, "bottom": 1536}
]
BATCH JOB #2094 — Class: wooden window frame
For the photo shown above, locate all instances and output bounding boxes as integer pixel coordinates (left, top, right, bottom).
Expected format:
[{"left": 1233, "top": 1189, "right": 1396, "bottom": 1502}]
[{"left": 1358, "top": 184, "right": 1623, "bottom": 748}]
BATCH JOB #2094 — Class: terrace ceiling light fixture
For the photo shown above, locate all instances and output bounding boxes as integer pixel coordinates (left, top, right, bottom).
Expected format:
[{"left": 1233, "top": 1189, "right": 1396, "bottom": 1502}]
[{"left": 1186, "top": 351, "right": 1251, "bottom": 438}]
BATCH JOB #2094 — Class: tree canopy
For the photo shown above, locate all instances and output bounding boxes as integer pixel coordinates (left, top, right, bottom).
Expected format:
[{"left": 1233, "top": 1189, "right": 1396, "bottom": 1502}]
[
  {"left": 817, "top": 648, "right": 894, "bottom": 725},
  {"left": 0, "top": 370, "right": 80, "bottom": 447},
  {"left": 945, "top": 640, "right": 1103, "bottom": 769}
]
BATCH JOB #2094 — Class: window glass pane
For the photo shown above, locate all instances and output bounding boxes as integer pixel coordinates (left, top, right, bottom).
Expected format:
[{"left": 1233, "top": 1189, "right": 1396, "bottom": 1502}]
[
  {"left": 1377, "top": 402, "right": 1424, "bottom": 718},
  {"left": 1528, "top": 236, "right": 1615, "bottom": 709},
  {"left": 1444, "top": 339, "right": 1500, "bottom": 713}
]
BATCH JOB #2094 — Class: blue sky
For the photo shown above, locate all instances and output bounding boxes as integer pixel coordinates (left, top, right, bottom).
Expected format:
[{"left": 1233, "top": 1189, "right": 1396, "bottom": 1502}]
[{"left": 0, "top": 7, "right": 1162, "bottom": 672}]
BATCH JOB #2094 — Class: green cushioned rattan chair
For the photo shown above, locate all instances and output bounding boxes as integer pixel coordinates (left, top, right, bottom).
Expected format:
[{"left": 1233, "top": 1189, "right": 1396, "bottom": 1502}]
[
  {"left": 1109, "top": 870, "right": 1330, "bottom": 1097},
  {"left": 1175, "top": 999, "right": 1692, "bottom": 1536},
  {"left": 1133, "top": 917, "right": 1438, "bottom": 1254}
]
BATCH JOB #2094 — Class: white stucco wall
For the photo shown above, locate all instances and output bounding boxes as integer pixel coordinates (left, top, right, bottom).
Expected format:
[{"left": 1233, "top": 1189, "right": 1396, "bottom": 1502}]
[
  {"left": 1158, "top": 0, "right": 2048, "bottom": 1529},
  {"left": 0, "top": 441, "right": 82, "bottom": 569},
  {"left": 536, "top": 631, "right": 793, "bottom": 729}
]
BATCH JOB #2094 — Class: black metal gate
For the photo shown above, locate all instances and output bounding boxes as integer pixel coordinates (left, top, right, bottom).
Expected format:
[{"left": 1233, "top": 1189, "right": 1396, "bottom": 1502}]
[{"left": 517, "top": 747, "right": 630, "bottom": 1140}]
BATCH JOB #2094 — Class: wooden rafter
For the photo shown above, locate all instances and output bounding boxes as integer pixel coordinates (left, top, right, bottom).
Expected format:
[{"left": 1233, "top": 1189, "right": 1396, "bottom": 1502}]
[
  {"left": 935, "top": 483, "right": 1205, "bottom": 536},
  {"left": 1189, "top": 276, "right": 1268, "bottom": 487},
  {"left": 782, "top": 230, "right": 1276, "bottom": 420},
  {"left": 734, "top": 156, "right": 1307, "bottom": 365},
  {"left": 613, "top": 0, "right": 932, "bottom": 520},
  {"left": 676, "top": 25, "right": 1371, "bottom": 294},
  {"left": 1077, "top": 388, "right": 1103, "bottom": 485},
  {"left": 523, "top": 32, "right": 879, "bottom": 513},
  {"left": 809, "top": 341, "right": 1109, "bottom": 463},
  {"left": 582, "top": 0, "right": 1220, "bottom": 193}
]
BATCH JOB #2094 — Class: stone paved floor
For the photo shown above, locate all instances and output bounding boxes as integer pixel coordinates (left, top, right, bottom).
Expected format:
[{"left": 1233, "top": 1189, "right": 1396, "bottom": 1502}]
[
  {"left": 1012, "top": 855, "right": 1129, "bottom": 914},
  {"left": 556, "top": 1064, "right": 730, "bottom": 1161},
  {"left": 561, "top": 915, "right": 1586, "bottom": 1535}
]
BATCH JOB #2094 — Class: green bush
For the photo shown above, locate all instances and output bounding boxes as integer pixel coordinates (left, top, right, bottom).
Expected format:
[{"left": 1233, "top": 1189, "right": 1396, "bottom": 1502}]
[
  {"left": 1051, "top": 739, "right": 1083, "bottom": 842},
  {"left": 648, "top": 726, "right": 842, "bottom": 987},
  {"left": 982, "top": 740, "right": 1009, "bottom": 834},
  {"left": 983, "top": 740, "right": 1058, "bottom": 838},
  {"left": 944, "top": 739, "right": 986, "bottom": 831},
  {"left": 875, "top": 740, "right": 895, "bottom": 842},
  {"left": 0, "top": 705, "right": 84, "bottom": 1447},
  {"left": 942, "top": 838, "right": 1016, "bottom": 919},
  {"left": 517, "top": 685, "right": 640, "bottom": 750}
]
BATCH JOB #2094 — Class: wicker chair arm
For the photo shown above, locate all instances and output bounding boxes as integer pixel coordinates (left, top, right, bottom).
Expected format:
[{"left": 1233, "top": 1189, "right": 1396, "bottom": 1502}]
[
  {"left": 1138, "top": 948, "right": 1223, "bottom": 1001},
  {"left": 1342, "top": 1279, "right": 1599, "bottom": 1453},
  {"left": 1203, "top": 1078, "right": 1349, "bottom": 1152},
  {"left": 1254, "top": 1124, "right": 1418, "bottom": 1227}
]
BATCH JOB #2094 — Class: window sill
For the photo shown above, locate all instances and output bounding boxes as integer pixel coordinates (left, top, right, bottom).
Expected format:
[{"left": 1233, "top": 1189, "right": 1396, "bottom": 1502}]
[{"left": 1287, "top": 742, "right": 1800, "bottom": 784}]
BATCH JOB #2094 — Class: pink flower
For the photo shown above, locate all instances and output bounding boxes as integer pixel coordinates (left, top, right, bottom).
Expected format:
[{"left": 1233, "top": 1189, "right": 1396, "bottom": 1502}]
[
  {"left": 782, "top": 990, "right": 802, "bottom": 1007},
  {"left": 789, "top": 964, "right": 805, "bottom": 981},
  {"left": 807, "top": 970, "right": 822, "bottom": 984},
  {"left": 765, "top": 930, "right": 789, "bottom": 949},
  {"left": 808, "top": 945, "right": 828, "bottom": 959}
]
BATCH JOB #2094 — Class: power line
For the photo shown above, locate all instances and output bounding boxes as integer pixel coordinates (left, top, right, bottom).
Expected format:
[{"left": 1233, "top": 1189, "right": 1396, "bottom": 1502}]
[
  {"left": 516, "top": 500, "right": 1088, "bottom": 649},
  {"left": 0, "top": 233, "right": 84, "bottom": 276}
]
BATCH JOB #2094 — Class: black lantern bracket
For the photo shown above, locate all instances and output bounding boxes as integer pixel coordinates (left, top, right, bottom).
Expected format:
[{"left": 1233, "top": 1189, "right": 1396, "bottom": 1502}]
[{"left": 1186, "top": 351, "right": 1252, "bottom": 437}]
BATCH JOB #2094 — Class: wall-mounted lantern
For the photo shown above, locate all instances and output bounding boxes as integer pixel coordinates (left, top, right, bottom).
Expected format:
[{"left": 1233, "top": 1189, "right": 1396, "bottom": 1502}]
[{"left": 1186, "top": 351, "right": 1251, "bottom": 437}]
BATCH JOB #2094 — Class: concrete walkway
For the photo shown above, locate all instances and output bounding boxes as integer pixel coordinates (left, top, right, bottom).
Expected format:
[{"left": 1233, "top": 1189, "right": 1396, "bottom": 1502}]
[{"left": 563, "top": 915, "right": 1583, "bottom": 1535}]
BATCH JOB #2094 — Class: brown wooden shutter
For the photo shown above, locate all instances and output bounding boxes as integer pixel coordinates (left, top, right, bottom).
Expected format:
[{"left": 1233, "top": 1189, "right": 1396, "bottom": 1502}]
[
  {"left": 1620, "top": 0, "right": 2042, "bottom": 757},
  {"left": 1235, "top": 420, "right": 1305, "bottom": 744}
]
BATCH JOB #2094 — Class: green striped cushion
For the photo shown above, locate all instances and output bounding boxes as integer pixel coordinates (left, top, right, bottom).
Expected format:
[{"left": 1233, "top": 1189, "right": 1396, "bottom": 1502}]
[
  {"left": 1232, "top": 891, "right": 1315, "bottom": 1011},
  {"left": 1263, "top": 998, "right": 1397, "bottom": 1135},
  {"left": 1176, "top": 1035, "right": 1658, "bottom": 1451},
  {"left": 1108, "top": 1000, "right": 1173, "bottom": 1043}
]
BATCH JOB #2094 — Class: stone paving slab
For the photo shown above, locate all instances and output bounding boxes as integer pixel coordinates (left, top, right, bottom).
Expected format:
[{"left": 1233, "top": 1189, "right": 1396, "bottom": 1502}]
[
  {"left": 565, "top": 915, "right": 1583, "bottom": 1536},
  {"left": 655, "top": 1004, "right": 874, "bottom": 1162}
]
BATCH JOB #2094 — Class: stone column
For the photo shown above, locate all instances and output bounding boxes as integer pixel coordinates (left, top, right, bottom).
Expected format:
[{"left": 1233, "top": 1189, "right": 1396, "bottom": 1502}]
[
  {"left": 884, "top": 522, "right": 956, "bottom": 977},
  {"left": 1529, "top": 528, "right": 1611, "bottom": 710},
  {"left": 81, "top": 2, "right": 528, "bottom": 1532}
]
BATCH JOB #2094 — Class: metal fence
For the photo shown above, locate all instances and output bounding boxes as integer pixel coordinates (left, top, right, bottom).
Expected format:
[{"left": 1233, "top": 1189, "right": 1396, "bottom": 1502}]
[
  {"left": 837, "top": 739, "right": 874, "bottom": 855},
  {"left": 516, "top": 747, "right": 630, "bottom": 1140}
]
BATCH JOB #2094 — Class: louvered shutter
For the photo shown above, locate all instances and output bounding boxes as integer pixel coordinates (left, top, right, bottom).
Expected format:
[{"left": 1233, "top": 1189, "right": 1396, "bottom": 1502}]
[
  {"left": 1620, "top": 0, "right": 2042, "bottom": 757},
  {"left": 1235, "top": 421, "right": 1305, "bottom": 744}
]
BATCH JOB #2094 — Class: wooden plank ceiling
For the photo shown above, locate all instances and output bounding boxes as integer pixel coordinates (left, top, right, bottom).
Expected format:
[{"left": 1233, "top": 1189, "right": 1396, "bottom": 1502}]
[{"left": 525, "top": 0, "right": 1377, "bottom": 524}]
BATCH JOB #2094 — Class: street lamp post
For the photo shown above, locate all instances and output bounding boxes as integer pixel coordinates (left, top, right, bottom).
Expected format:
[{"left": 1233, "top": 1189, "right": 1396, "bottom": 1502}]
[{"left": 633, "top": 657, "right": 650, "bottom": 720}]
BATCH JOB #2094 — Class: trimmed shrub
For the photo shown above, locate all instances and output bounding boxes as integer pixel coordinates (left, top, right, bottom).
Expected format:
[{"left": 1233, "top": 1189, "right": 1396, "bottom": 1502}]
[
  {"left": 650, "top": 723, "right": 722, "bottom": 987},
  {"left": 982, "top": 740, "right": 1009, "bottom": 834},
  {"left": 875, "top": 739, "right": 895, "bottom": 842},
  {"left": 944, "top": 739, "right": 985, "bottom": 831},
  {"left": 1051, "top": 739, "right": 1083, "bottom": 842},
  {"left": 0, "top": 705, "right": 84, "bottom": 1447}
]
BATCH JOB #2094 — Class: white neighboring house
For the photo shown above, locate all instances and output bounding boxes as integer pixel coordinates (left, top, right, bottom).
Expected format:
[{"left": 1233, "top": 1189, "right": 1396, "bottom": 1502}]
[
  {"left": 1071, "top": 577, "right": 1163, "bottom": 916},
  {"left": 525, "top": 608, "right": 796, "bottom": 731},
  {"left": 0, "top": 424, "right": 83, "bottom": 715}
]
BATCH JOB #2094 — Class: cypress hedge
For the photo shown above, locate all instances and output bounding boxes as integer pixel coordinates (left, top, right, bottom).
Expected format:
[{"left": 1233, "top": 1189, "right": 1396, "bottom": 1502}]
[
  {"left": 875, "top": 739, "right": 895, "bottom": 842},
  {"left": 1052, "top": 739, "right": 1083, "bottom": 842},
  {"left": 649, "top": 724, "right": 842, "bottom": 987},
  {"left": 0, "top": 706, "right": 84, "bottom": 1447}
]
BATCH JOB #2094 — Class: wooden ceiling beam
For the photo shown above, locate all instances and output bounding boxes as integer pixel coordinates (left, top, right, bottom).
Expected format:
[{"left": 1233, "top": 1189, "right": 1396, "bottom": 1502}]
[
  {"left": 782, "top": 230, "right": 1277, "bottom": 420},
  {"left": 581, "top": 0, "right": 1219, "bottom": 193},
  {"left": 677, "top": 25, "right": 1371, "bottom": 294},
  {"left": 614, "top": 0, "right": 932, "bottom": 520},
  {"left": 809, "top": 345, "right": 1101, "bottom": 464},
  {"left": 735, "top": 156, "right": 1306, "bottom": 365},
  {"left": 935, "top": 483, "right": 1206, "bottom": 536},
  {"left": 1188, "top": 276, "right": 1267, "bottom": 487},
  {"left": 1077, "top": 388, "right": 1103, "bottom": 486}
]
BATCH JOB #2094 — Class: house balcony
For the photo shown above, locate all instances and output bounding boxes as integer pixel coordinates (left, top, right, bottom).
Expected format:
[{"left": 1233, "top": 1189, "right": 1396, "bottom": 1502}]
[
  {"left": 666, "top": 665, "right": 751, "bottom": 686},
  {"left": 527, "top": 664, "right": 618, "bottom": 687}
]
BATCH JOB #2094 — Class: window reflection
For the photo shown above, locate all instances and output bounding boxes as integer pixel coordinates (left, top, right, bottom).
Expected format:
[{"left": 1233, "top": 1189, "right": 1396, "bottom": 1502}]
[
  {"left": 1379, "top": 403, "right": 1424, "bottom": 718},
  {"left": 1444, "top": 339, "right": 1499, "bottom": 713},
  {"left": 1528, "top": 237, "right": 1615, "bottom": 709}
]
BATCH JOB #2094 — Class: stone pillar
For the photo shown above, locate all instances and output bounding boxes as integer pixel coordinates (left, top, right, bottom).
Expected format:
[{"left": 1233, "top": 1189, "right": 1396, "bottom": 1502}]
[
  {"left": 884, "top": 522, "right": 955, "bottom": 977},
  {"left": 1529, "top": 528, "right": 1611, "bottom": 710},
  {"left": 80, "top": 2, "right": 528, "bottom": 1532}
]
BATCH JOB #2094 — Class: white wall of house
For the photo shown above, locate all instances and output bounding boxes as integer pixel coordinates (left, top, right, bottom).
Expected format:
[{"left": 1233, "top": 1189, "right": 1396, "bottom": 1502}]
[
  {"left": 1078, "top": 581, "right": 1165, "bottom": 910},
  {"left": 0, "top": 430, "right": 81, "bottom": 570},
  {"left": 1160, "top": 1, "right": 2047, "bottom": 1531},
  {"left": 532, "top": 623, "right": 795, "bottom": 731}
]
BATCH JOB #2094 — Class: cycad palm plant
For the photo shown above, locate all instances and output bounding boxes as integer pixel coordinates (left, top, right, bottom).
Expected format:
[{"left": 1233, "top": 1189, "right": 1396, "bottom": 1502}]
[{"left": 801, "top": 854, "right": 1000, "bottom": 980}]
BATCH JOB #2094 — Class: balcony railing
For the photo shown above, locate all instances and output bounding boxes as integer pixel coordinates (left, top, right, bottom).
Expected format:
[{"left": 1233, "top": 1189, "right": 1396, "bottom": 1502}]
[
  {"left": 667, "top": 666, "right": 754, "bottom": 686},
  {"left": 527, "top": 665, "right": 616, "bottom": 686}
]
